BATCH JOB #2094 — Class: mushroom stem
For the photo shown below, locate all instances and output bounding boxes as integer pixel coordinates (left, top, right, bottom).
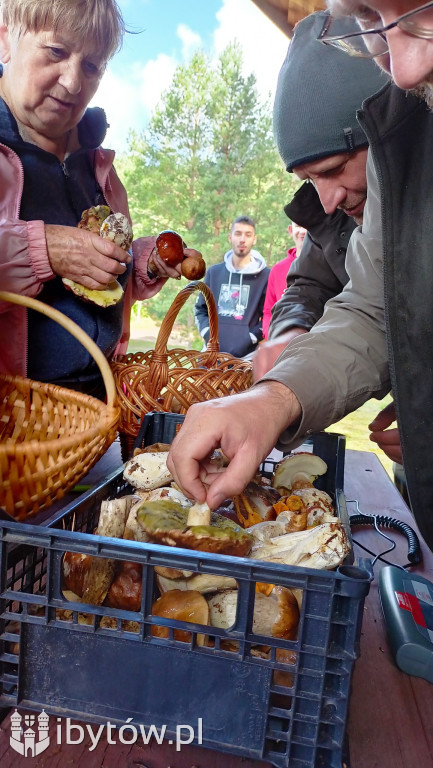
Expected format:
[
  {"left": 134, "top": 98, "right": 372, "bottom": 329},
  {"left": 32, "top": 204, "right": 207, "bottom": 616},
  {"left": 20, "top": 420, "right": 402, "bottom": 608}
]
[{"left": 187, "top": 503, "right": 212, "bottom": 527}]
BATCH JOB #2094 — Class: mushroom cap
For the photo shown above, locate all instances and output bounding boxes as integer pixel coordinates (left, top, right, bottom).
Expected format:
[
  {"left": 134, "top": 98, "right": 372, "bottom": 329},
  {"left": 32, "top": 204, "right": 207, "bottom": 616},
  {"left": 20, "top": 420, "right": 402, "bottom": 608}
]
[
  {"left": 151, "top": 589, "right": 209, "bottom": 644},
  {"left": 100, "top": 212, "right": 133, "bottom": 251},
  {"left": 155, "top": 230, "right": 185, "bottom": 267},
  {"left": 272, "top": 452, "right": 328, "bottom": 493},
  {"left": 137, "top": 500, "right": 253, "bottom": 557},
  {"left": 123, "top": 451, "right": 172, "bottom": 490}
]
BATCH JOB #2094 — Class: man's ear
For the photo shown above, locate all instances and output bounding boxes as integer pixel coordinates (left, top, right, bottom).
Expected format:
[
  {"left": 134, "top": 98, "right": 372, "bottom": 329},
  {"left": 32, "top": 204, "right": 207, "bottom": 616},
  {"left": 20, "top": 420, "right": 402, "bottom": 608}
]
[
  {"left": 0, "top": 24, "right": 12, "bottom": 64},
  {"left": 287, "top": 225, "right": 293, "bottom": 237}
]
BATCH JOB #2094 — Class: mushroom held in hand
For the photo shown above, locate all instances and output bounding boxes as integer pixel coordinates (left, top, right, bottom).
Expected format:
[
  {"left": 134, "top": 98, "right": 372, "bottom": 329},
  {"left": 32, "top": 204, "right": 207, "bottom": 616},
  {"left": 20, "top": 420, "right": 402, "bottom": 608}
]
[
  {"left": 62, "top": 205, "right": 133, "bottom": 307},
  {"left": 272, "top": 452, "right": 328, "bottom": 494},
  {"left": 149, "top": 229, "right": 206, "bottom": 279},
  {"left": 136, "top": 499, "right": 253, "bottom": 557}
]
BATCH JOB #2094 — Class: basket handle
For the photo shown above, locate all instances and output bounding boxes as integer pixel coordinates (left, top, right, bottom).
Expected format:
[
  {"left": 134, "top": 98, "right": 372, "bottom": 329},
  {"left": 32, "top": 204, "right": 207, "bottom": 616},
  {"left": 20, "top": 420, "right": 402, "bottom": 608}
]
[
  {"left": 0, "top": 290, "right": 117, "bottom": 408},
  {"left": 154, "top": 281, "right": 219, "bottom": 359},
  {"left": 144, "top": 281, "right": 220, "bottom": 401}
]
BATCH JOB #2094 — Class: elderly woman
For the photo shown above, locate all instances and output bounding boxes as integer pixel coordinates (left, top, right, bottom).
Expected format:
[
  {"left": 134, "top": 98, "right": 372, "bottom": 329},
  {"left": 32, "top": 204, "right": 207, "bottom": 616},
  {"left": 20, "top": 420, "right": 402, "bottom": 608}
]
[{"left": 0, "top": 0, "right": 199, "bottom": 398}]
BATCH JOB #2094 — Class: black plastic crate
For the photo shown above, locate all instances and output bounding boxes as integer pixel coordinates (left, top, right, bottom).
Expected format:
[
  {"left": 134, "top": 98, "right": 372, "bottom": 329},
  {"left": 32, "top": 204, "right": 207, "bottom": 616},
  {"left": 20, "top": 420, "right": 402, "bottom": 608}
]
[{"left": 0, "top": 414, "right": 372, "bottom": 768}]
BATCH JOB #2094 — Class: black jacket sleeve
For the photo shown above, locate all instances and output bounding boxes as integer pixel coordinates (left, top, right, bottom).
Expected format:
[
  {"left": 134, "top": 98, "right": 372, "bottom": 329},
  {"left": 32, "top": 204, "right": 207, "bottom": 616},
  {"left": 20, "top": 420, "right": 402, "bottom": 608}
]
[
  {"left": 268, "top": 182, "right": 356, "bottom": 339},
  {"left": 249, "top": 276, "right": 268, "bottom": 342}
]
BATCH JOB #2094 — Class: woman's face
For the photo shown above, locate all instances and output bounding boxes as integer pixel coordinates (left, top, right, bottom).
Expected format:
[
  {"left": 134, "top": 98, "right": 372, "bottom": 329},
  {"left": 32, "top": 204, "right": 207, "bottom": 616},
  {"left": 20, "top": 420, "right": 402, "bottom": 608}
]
[{"left": 0, "top": 26, "right": 106, "bottom": 139}]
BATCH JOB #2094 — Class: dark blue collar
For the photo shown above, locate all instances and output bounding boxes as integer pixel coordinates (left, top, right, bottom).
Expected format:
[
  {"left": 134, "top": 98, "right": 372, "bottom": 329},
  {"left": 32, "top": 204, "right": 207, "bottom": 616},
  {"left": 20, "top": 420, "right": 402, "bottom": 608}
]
[{"left": 0, "top": 94, "right": 108, "bottom": 150}]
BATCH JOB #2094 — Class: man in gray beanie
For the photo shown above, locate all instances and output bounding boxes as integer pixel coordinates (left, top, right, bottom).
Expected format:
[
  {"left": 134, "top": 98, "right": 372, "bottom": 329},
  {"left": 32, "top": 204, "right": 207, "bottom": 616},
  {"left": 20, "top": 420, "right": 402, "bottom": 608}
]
[
  {"left": 274, "top": 12, "right": 387, "bottom": 179},
  {"left": 255, "top": 11, "right": 387, "bottom": 383},
  {"left": 254, "top": 13, "right": 401, "bottom": 478}
]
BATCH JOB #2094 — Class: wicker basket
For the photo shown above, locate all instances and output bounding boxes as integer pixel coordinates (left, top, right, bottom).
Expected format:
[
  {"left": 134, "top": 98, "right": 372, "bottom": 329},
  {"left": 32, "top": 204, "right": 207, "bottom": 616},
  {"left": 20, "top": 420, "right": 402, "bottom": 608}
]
[
  {"left": 0, "top": 291, "right": 120, "bottom": 521},
  {"left": 111, "top": 281, "right": 253, "bottom": 453}
]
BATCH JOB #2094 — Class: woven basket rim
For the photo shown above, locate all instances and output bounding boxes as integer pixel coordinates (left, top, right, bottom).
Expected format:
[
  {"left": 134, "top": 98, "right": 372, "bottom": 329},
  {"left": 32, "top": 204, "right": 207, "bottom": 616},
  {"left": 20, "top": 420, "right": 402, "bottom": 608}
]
[
  {"left": 0, "top": 372, "right": 120, "bottom": 454},
  {"left": 0, "top": 372, "right": 111, "bottom": 409},
  {"left": 0, "top": 408, "right": 119, "bottom": 457}
]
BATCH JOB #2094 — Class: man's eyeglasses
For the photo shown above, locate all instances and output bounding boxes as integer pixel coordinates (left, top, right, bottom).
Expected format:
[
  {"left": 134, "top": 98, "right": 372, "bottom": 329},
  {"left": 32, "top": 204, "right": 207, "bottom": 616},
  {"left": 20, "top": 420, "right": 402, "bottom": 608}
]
[{"left": 319, "top": 0, "right": 433, "bottom": 59}]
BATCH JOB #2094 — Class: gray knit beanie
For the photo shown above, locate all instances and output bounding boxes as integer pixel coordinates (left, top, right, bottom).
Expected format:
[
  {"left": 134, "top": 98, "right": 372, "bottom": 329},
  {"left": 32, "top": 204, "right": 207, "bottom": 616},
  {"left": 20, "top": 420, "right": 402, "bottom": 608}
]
[{"left": 274, "top": 11, "right": 388, "bottom": 172}]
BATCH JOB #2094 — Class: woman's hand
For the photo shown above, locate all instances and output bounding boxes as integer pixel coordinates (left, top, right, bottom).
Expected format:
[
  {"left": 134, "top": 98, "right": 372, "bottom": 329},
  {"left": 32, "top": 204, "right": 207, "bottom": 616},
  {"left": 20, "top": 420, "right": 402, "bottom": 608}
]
[
  {"left": 148, "top": 246, "right": 204, "bottom": 280},
  {"left": 45, "top": 224, "right": 131, "bottom": 289}
]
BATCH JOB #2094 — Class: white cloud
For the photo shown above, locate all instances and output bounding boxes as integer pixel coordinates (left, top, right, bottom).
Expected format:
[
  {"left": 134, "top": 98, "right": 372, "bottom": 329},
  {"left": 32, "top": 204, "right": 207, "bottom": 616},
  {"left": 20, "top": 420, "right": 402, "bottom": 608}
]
[
  {"left": 138, "top": 54, "right": 178, "bottom": 112},
  {"left": 177, "top": 23, "right": 202, "bottom": 59},
  {"left": 213, "top": 0, "right": 289, "bottom": 101},
  {"left": 92, "top": 2, "right": 289, "bottom": 153}
]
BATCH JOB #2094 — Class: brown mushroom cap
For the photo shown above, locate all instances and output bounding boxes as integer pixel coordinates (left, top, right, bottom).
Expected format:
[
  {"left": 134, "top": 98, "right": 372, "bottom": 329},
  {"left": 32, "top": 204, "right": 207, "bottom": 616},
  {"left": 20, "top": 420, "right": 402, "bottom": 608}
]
[
  {"left": 137, "top": 500, "right": 253, "bottom": 557},
  {"left": 155, "top": 230, "right": 185, "bottom": 267},
  {"left": 151, "top": 589, "right": 209, "bottom": 643}
]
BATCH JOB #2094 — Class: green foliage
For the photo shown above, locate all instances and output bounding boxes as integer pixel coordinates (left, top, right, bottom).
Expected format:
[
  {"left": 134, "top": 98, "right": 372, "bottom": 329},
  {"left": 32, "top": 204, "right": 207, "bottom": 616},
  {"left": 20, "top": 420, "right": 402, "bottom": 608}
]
[{"left": 116, "top": 42, "right": 301, "bottom": 332}]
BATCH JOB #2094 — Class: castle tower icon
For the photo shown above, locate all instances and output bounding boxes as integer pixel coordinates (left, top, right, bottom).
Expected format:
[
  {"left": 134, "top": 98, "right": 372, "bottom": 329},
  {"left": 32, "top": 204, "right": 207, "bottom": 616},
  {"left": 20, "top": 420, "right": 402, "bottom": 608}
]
[{"left": 10, "top": 709, "right": 51, "bottom": 757}]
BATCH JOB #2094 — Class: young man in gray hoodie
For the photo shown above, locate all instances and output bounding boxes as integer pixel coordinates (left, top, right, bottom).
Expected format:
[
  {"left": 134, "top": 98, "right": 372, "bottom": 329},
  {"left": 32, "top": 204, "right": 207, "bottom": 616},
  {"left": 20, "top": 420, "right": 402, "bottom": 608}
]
[{"left": 194, "top": 216, "right": 270, "bottom": 359}]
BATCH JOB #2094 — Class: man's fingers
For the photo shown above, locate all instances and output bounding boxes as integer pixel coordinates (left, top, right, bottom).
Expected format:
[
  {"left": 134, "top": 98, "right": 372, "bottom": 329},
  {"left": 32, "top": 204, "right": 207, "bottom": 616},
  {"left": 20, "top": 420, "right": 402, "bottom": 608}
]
[
  {"left": 368, "top": 401, "right": 396, "bottom": 430},
  {"left": 370, "top": 426, "right": 400, "bottom": 446}
]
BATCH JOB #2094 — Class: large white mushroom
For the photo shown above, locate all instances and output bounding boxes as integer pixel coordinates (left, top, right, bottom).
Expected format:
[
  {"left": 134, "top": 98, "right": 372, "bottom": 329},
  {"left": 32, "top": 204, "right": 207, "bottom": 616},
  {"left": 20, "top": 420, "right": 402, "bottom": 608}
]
[{"left": 272, "top": 452, "right": 328, "bottom": 494}]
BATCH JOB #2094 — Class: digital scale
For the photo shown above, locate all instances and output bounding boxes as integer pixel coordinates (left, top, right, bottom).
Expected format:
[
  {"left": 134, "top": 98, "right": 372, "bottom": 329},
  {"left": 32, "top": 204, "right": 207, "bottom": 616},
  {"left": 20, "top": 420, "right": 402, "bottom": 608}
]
[{"left": 379, "top": 565, "right": 433, "bottom": 683}]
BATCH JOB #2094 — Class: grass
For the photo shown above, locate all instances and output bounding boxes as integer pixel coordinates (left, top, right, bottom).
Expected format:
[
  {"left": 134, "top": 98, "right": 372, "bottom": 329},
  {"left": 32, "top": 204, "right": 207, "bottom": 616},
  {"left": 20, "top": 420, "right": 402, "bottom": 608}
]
[
  {"left": 126, "top": 338, "right": 155, "bottom": 354},
  {"left": 326, "top": 394, "right": 394, "bottom": 478}
]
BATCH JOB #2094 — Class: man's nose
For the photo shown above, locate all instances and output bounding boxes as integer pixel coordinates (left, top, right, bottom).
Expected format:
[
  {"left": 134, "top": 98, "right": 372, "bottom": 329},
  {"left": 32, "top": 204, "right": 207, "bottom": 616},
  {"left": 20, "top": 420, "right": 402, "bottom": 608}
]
[
  {"left": 314, "top": 179, "right": 346, "bottom": 216},
  {"left": 386, "top": 29, "right": 433, "bottom": 90}
]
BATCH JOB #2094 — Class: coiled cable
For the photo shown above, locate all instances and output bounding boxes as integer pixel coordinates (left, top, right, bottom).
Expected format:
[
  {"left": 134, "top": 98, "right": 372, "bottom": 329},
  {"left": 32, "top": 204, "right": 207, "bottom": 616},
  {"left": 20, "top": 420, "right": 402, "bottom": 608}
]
[{"left": 348, "top": 502, "right": 422, "bottom": 569}]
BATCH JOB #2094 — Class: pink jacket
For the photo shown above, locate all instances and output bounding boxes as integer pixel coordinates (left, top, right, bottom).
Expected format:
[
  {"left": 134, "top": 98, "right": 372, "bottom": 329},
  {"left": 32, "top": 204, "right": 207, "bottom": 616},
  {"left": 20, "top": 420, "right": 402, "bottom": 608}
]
[
  {"left": 262, "top": 248, "right": 297, "bottom": 339},
  {"left": 0, "top": 141, "right": 166, "bottom": 376}
]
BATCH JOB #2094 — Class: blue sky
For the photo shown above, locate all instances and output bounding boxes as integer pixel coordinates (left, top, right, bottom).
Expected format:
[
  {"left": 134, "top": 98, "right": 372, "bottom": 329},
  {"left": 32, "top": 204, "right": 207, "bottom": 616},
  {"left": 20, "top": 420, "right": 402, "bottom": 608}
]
[{"left": 92, "top": 0, "right": 289, "bottom": 153}]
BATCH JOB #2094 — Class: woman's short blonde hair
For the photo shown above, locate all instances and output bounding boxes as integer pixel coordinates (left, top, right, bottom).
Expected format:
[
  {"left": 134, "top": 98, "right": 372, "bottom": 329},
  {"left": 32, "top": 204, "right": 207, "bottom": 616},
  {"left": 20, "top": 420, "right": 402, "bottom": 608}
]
[{"left": 1, "top": 0, "right": 126, "bottom": 61}]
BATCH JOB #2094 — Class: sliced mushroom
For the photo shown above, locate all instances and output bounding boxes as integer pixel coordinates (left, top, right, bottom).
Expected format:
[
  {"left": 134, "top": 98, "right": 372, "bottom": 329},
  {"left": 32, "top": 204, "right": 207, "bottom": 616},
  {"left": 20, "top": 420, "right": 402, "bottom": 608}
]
[
  {"left": 156, "top": 572, "right": 237, "bottom": 595},
  {"left": 80, "top": 497, "right": 131, "bottom": 605},
  {"left": 272, "top": 452, "right": 328, "bottom": 494},
  {"left": 250, "top": 521, "right": 350, "bottom": 570},
  {"left": 233, "top": 481, "right": 280, "bottom": 528},
  {"left": 207, "top": 586, "right": 299, "bottom": 640}
]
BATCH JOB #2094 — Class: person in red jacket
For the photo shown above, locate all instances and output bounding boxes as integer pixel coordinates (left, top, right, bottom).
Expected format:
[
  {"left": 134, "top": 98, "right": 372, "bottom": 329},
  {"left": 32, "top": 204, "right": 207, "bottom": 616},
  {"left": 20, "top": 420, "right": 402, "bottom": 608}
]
[{"left": 262, "top": 222, "right": 307, "bottom": 339}]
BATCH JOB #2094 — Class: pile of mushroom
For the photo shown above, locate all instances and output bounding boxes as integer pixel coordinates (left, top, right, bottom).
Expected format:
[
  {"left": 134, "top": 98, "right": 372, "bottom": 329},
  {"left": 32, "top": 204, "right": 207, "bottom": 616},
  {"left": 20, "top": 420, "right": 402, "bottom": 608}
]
[{"left": 61, "top": 447, "right": 349, "bottom": 649}]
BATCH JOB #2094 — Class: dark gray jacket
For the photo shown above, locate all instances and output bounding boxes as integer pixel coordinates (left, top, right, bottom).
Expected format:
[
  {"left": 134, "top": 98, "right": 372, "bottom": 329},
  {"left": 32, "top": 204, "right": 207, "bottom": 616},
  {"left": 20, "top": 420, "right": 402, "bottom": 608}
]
[
  {"left": 269, "top": 181, "right": 355, "bottom": 339},
  {"left": 263, "top": 84, "right": 433, "bottom": 548}
]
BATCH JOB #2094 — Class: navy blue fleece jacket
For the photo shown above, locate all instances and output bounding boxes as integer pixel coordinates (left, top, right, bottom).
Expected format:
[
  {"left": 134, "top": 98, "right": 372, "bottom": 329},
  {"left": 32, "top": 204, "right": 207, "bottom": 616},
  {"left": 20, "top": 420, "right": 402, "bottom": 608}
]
[{"left": 194, "top": 249, "right": 269, "bottom": 358}]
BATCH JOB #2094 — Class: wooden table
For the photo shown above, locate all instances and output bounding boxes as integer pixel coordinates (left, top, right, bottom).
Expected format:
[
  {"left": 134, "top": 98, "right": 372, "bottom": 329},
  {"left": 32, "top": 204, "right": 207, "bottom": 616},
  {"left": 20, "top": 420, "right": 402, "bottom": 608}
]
[{"left": 1, "top": 447, "right": 433, "bottom": 768}]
